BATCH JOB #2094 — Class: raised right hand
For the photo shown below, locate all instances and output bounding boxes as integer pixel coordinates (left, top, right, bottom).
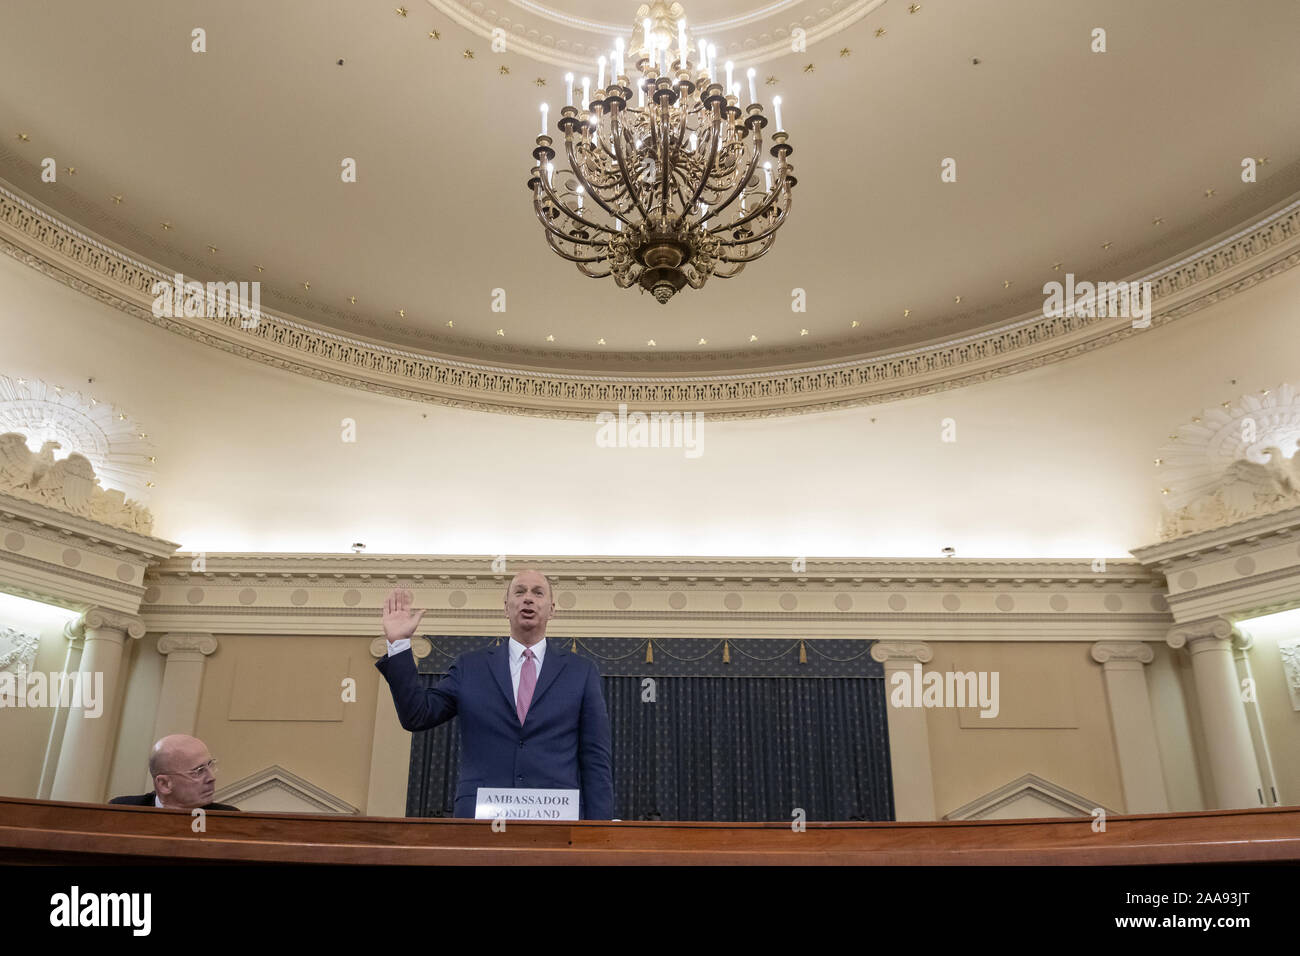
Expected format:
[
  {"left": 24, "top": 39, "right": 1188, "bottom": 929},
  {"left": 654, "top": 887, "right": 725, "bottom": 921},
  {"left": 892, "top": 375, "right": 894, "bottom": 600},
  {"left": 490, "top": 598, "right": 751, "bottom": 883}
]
[{"left": 382, "top": 588, "right": 426, "bottom": 643}]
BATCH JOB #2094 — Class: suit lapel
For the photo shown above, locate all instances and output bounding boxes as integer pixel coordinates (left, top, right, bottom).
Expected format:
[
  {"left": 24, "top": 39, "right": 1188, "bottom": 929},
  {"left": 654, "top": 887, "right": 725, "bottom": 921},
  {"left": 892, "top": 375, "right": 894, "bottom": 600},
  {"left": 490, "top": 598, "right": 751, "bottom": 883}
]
[
  {"left": 528, "top": 639, "right": 568, "bottom": 714},
  {"left": 489, "top": 642, "right": 515, "bottom": 715}
]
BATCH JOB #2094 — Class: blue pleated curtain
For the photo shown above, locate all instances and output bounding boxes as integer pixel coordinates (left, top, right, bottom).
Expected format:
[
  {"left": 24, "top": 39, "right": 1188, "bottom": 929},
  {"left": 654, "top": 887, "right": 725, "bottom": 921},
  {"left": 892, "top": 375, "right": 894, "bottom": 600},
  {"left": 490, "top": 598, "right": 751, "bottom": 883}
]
[{"left": 405, "top": 637, "right": 894, "bottom": 822}]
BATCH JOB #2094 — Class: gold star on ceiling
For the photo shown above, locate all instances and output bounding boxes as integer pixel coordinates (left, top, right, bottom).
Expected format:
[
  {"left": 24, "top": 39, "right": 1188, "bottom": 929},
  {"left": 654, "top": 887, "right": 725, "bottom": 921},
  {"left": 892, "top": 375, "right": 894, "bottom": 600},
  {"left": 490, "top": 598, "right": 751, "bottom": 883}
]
[
  {"left": 597, "top": 338, "right": 606, "bottom": 345},
  {"left": 840, "top": 48, "right": 851, "bottom": 57},
  {"left": 765, "top": 76, "right": 778, "bottom": 86},
  {"left": 111, "top": 194, "right": 123, "bottom": 204},
  {"left": 428, "top": 30, "right": 440, "bottom": 40},
  {"left": 348, "top": 296, "right": 357, "bottom": 304},
  {"left": 1002, "top": 279, "right": 1012, "bottom": 288},
  {"left": 909, "top": 2, "right": 922, "bottom": 12},
  {"left": 446, "top": 320, "right": 454, "bottom": 328},
  {"left": 463, "top": 49, "right": 475, "bottom": 59},
  {"left": 647, "top": 339, "right": 656, "bottom": 346},
  {"left": 303, "top": 281, "right": 312, "bottom": 291},
  {"left": 499, "top": 65, "right": 510, "bottom": 76},
  {"left": 255, "top": 265, "right": 265, "bottom": 272},
  {"left": 875, "top": 27, "right": 886, "bottom": 38},
  {"left": 954, "top": 295, "right": 962, "bottom": 304},
  {"left": 1101, "top": 241, "right": 1112, "bottom": 250},
  {"left": 1257, "top": 156, "right": 1269, "bottom": 165},
  {"left": 1204, "top": 188, "right": 1215, "bottom": 198},
  {"left": 1153, "top": 458, "right": 1163, "bottom": 466},
  {"left": 803, "top": 63, "right": 815, "bottom": 73},
  {"left": 64, "top": 166, "right": 76, "bottom": 175},
  {"left": 799, "top": 328, "right": 808, "bottom": 336},
  {"left": 749, "top": 334, "right": 758, "bottom": 342},
  {"left": 16, "top": 132, "right": 30, "bottom": 142},
  {"left": 903, "top": 308, "right": 911, "bottom": 317},
  {"left": 395, "top": 6, "right": 407, "bottom": 16},
  {"left": 546, "top": 334, "right": 555, "bottom": 342},
  {"left": 698, "top": 337, "right": 707, "bottom": 345},
  {"left": 397, "top": 308, "right": 406, "bottom": 317},
  {"left": 207, "top": 245, "right": 218, "bottom": 254},
  {"left": 535, "top": 77, "right": 546, "bottom": 87},
  {"left": 496, "top": 328, "right": 505, "bottom": 335},
  {"left": 160, "top": 221, "right": 172, "bottom": 230},
  {"left": 1051, "top": 261, "right": 1062, "bottom": 271},
  {"left": 1152, "top": 217, "right": 1164, "bottom": 226}
]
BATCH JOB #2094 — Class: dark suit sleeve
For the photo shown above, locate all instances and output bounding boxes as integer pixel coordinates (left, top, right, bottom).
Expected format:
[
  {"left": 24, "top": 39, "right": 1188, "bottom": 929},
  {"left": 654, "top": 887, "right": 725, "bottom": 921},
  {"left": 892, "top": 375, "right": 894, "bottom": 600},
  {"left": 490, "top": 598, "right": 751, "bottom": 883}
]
[
  {"left": 375, "top": 646, "right": 460, "bottom": 732},
  {"left": 576, "top": 660, "right": 614, "bottom": 820}
]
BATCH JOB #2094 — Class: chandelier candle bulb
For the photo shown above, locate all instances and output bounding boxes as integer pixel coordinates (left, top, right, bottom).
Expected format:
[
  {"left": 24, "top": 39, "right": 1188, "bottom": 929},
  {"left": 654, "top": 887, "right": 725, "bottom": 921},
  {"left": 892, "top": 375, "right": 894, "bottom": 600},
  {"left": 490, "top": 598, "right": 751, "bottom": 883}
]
[
  {"left": 598, "top": 56, "right": 606, "bottom": 90},
  {"left": 747, "top": 68, "right": 757, "bottom": 105},
  {"left": 564, "top": 72, "right": 574, "bottom": 107},
  {"left": 582, "top": 76, "right": 591, "bottom": 105},
  {"left": 772, "top": 95, "right": 783, "bottom": 132},
  {"left": 699, "top": 38, "right": 708, "bottom": 77},
  {"left": 540, "top": 102, "right": 549, "bottom": 136},
  {"left": 708, "top": 44, "right": 717, "bottom": 81},
  {"left": 615, "top": 38, "right": 624, "bottom": 79},
  {"left": 643, "top": 18, "right": 653, "bottom": 55},
  {"left": 678, "top": 19, "right": 688, "bottom": 64},
  {"left": 725, "top": 61, "right": 734, "bottom": 93}
]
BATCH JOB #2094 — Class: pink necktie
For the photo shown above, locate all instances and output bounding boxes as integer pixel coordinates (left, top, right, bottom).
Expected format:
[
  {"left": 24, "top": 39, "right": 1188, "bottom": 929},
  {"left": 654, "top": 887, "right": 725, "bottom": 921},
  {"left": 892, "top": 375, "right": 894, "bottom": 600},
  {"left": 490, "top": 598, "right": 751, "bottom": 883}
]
[{"left": 517, "top": 648, "right": 537, "bottom": 725}]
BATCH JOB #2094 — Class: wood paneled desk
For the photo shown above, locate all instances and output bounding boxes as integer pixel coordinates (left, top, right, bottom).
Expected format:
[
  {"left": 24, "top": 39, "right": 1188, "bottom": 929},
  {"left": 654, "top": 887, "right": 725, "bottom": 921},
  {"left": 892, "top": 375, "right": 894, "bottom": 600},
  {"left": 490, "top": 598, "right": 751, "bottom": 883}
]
[{"left": 1, "top": 797, "right": 1296, "bottom": 865}]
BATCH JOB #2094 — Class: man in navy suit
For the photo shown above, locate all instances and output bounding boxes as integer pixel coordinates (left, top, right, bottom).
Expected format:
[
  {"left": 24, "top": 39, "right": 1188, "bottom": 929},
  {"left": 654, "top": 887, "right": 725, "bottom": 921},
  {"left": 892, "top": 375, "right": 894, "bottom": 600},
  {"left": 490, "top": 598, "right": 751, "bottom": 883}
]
[{"left": 376, "top": 570, "right": 614, "bottom": 820}]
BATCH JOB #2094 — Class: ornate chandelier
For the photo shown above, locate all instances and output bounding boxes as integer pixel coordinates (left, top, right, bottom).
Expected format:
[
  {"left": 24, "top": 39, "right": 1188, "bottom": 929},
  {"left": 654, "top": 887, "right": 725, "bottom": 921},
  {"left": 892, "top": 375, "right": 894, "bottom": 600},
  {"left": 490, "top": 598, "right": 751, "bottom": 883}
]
[{"left": 528, "top": 2, "right": 797, "bottom": 304}]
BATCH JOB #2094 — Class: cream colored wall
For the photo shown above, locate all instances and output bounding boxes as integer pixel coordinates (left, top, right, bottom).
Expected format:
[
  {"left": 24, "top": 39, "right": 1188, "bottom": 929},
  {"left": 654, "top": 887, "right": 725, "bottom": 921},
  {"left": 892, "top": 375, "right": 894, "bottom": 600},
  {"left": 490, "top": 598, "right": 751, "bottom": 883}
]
[
  {"left": 1239, "top": 620, "right": 1300, "bottom": 805},
  {"left": 0, "top": 608, "right": 77, "bottom": 799},
  {"left": 184, "top": 635, "right": 383, "bottom": 812},
  {"left": 924, "top": 642, "right": 1126, "bottom": 816}
]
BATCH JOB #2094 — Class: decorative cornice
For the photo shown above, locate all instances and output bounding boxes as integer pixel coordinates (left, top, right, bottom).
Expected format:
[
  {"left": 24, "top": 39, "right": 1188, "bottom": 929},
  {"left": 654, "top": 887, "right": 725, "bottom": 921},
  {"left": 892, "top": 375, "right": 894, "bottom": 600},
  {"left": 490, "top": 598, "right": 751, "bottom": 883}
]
[
  {"left": 1089, "top": 641, "right": 1155, "bottom": 665},
  {"left": 156, "top": 633, "right": 218, "bottom": 656},
  {"left": 5, "top": 180, "right": 1299, "bottom": 419},
  {"left": 0, "top": 625, "right": 40, "bottom": 673},
  {"left": 428, "top": 0, "right": 887, "bottom": 69}
]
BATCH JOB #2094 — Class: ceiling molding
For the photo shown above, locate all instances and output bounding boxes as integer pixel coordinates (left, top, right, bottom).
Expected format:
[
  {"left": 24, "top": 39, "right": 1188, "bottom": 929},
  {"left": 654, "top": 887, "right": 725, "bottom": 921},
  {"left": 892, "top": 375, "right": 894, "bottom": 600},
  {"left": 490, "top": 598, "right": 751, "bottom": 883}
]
[
  {"left": 3, "top": 181, "right": 1299, "bottom": 420},
  {"left": 427, "top": 0, "right": 887, "bottom": 69}
]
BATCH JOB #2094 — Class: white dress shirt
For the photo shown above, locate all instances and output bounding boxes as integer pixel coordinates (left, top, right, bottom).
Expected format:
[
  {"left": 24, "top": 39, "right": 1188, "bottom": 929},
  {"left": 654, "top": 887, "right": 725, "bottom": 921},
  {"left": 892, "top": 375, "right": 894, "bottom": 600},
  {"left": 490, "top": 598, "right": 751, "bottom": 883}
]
[{"left": 387, "top": 636, "right": 546, "bottom": 701}]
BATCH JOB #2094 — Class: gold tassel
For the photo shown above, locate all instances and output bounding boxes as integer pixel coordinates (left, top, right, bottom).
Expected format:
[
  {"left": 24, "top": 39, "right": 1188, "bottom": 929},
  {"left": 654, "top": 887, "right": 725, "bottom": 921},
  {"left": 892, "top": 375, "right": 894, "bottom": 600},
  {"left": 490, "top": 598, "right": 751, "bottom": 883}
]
[
  {"left": 570, "top": 638, "right": 578, "bottom": 654},
  {"left": 645, "top": 641, "right": 654, "bottom": 664},
  {"left": 799, "top": 640, "right": 807, "bottom": 664},
  {"left": 722, "top": 640, "right": 730, "bottom": 664}
]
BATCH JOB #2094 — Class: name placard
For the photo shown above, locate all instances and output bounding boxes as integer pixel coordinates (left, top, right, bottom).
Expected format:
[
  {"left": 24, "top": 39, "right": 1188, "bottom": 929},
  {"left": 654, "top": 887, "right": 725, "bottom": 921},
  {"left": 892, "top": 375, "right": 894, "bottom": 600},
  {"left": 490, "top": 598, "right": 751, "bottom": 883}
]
[{"left": 474, "top": 788, "right": 580, "bottom": 821}]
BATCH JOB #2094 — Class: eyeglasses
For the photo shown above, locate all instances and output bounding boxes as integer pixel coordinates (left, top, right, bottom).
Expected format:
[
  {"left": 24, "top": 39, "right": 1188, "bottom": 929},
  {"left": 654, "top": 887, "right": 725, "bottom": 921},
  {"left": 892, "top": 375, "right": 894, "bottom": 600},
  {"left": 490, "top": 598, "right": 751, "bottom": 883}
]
[{"left": 161, "top": 757, "right": 218, "bottom": 780}]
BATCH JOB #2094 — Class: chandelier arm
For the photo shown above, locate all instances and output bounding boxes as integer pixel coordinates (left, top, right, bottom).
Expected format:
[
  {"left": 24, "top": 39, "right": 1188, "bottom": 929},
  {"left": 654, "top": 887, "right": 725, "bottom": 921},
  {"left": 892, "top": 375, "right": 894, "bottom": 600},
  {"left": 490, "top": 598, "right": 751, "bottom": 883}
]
[
  {"left": 678, "top": 104, "right": 724, "bottom": 229},
  {"left": 710, "top": 173, "right": 790, "bottom": 236},
  {"left": 532, "top": 192, "right": 615, "bottom": 249},
  {"left": 610, "top": 104, "right": 652, "bottom": 224},
  {"left": 533, "top": 172, "right": 616, "bottom": 237},
  {"left": 565, "top": 137, "right": 626, "bottom": 224},
  {"left": 700, "top": 125, "right": 763, "bottom": 226},
  {"left": 544, "top": 229, "right": 610, "bottom": 263},
  {"left": 716, "top": 232, "right": 777, "bottom": 259},
  {"left": 576, "top": 263, "right": 614, "bottom": 278},
  {"left": 712, "top": 202, "right": 790, "bottom": 247}
]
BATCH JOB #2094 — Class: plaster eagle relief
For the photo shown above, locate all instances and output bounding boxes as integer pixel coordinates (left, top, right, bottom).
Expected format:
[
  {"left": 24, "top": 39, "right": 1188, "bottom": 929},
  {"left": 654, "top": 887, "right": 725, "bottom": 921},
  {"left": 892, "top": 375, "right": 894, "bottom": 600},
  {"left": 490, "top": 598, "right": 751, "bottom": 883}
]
[{"left": 0, "top": 432, "right": 155, "bottom": 535}]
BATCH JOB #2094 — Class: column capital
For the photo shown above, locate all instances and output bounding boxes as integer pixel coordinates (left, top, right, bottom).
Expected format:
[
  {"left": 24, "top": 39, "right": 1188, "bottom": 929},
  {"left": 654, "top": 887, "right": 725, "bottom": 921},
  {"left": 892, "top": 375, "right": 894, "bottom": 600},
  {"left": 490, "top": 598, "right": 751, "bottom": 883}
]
[
  {"left": 1090, "top": 641, "right": 1155, "bottom": 665},
  {"left": 1167, "top": 617, "right": 1244, "bottom": 651},
  {"left": 157, "top": 633, "right": 218, "bottom": 656},
  {"left": 870, "top": 641, "right": 933, "bottom": 665},
  {"left": 80, "top": 607, "right": 146, "bottom": 640}
]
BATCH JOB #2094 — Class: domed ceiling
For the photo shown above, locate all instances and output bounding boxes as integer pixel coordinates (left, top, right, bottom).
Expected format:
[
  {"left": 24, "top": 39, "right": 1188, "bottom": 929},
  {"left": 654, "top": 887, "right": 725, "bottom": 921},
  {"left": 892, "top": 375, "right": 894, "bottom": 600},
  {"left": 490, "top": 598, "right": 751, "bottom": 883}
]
[{"left": 1, "top": 0, "right": 1298, "bottom": 385}]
